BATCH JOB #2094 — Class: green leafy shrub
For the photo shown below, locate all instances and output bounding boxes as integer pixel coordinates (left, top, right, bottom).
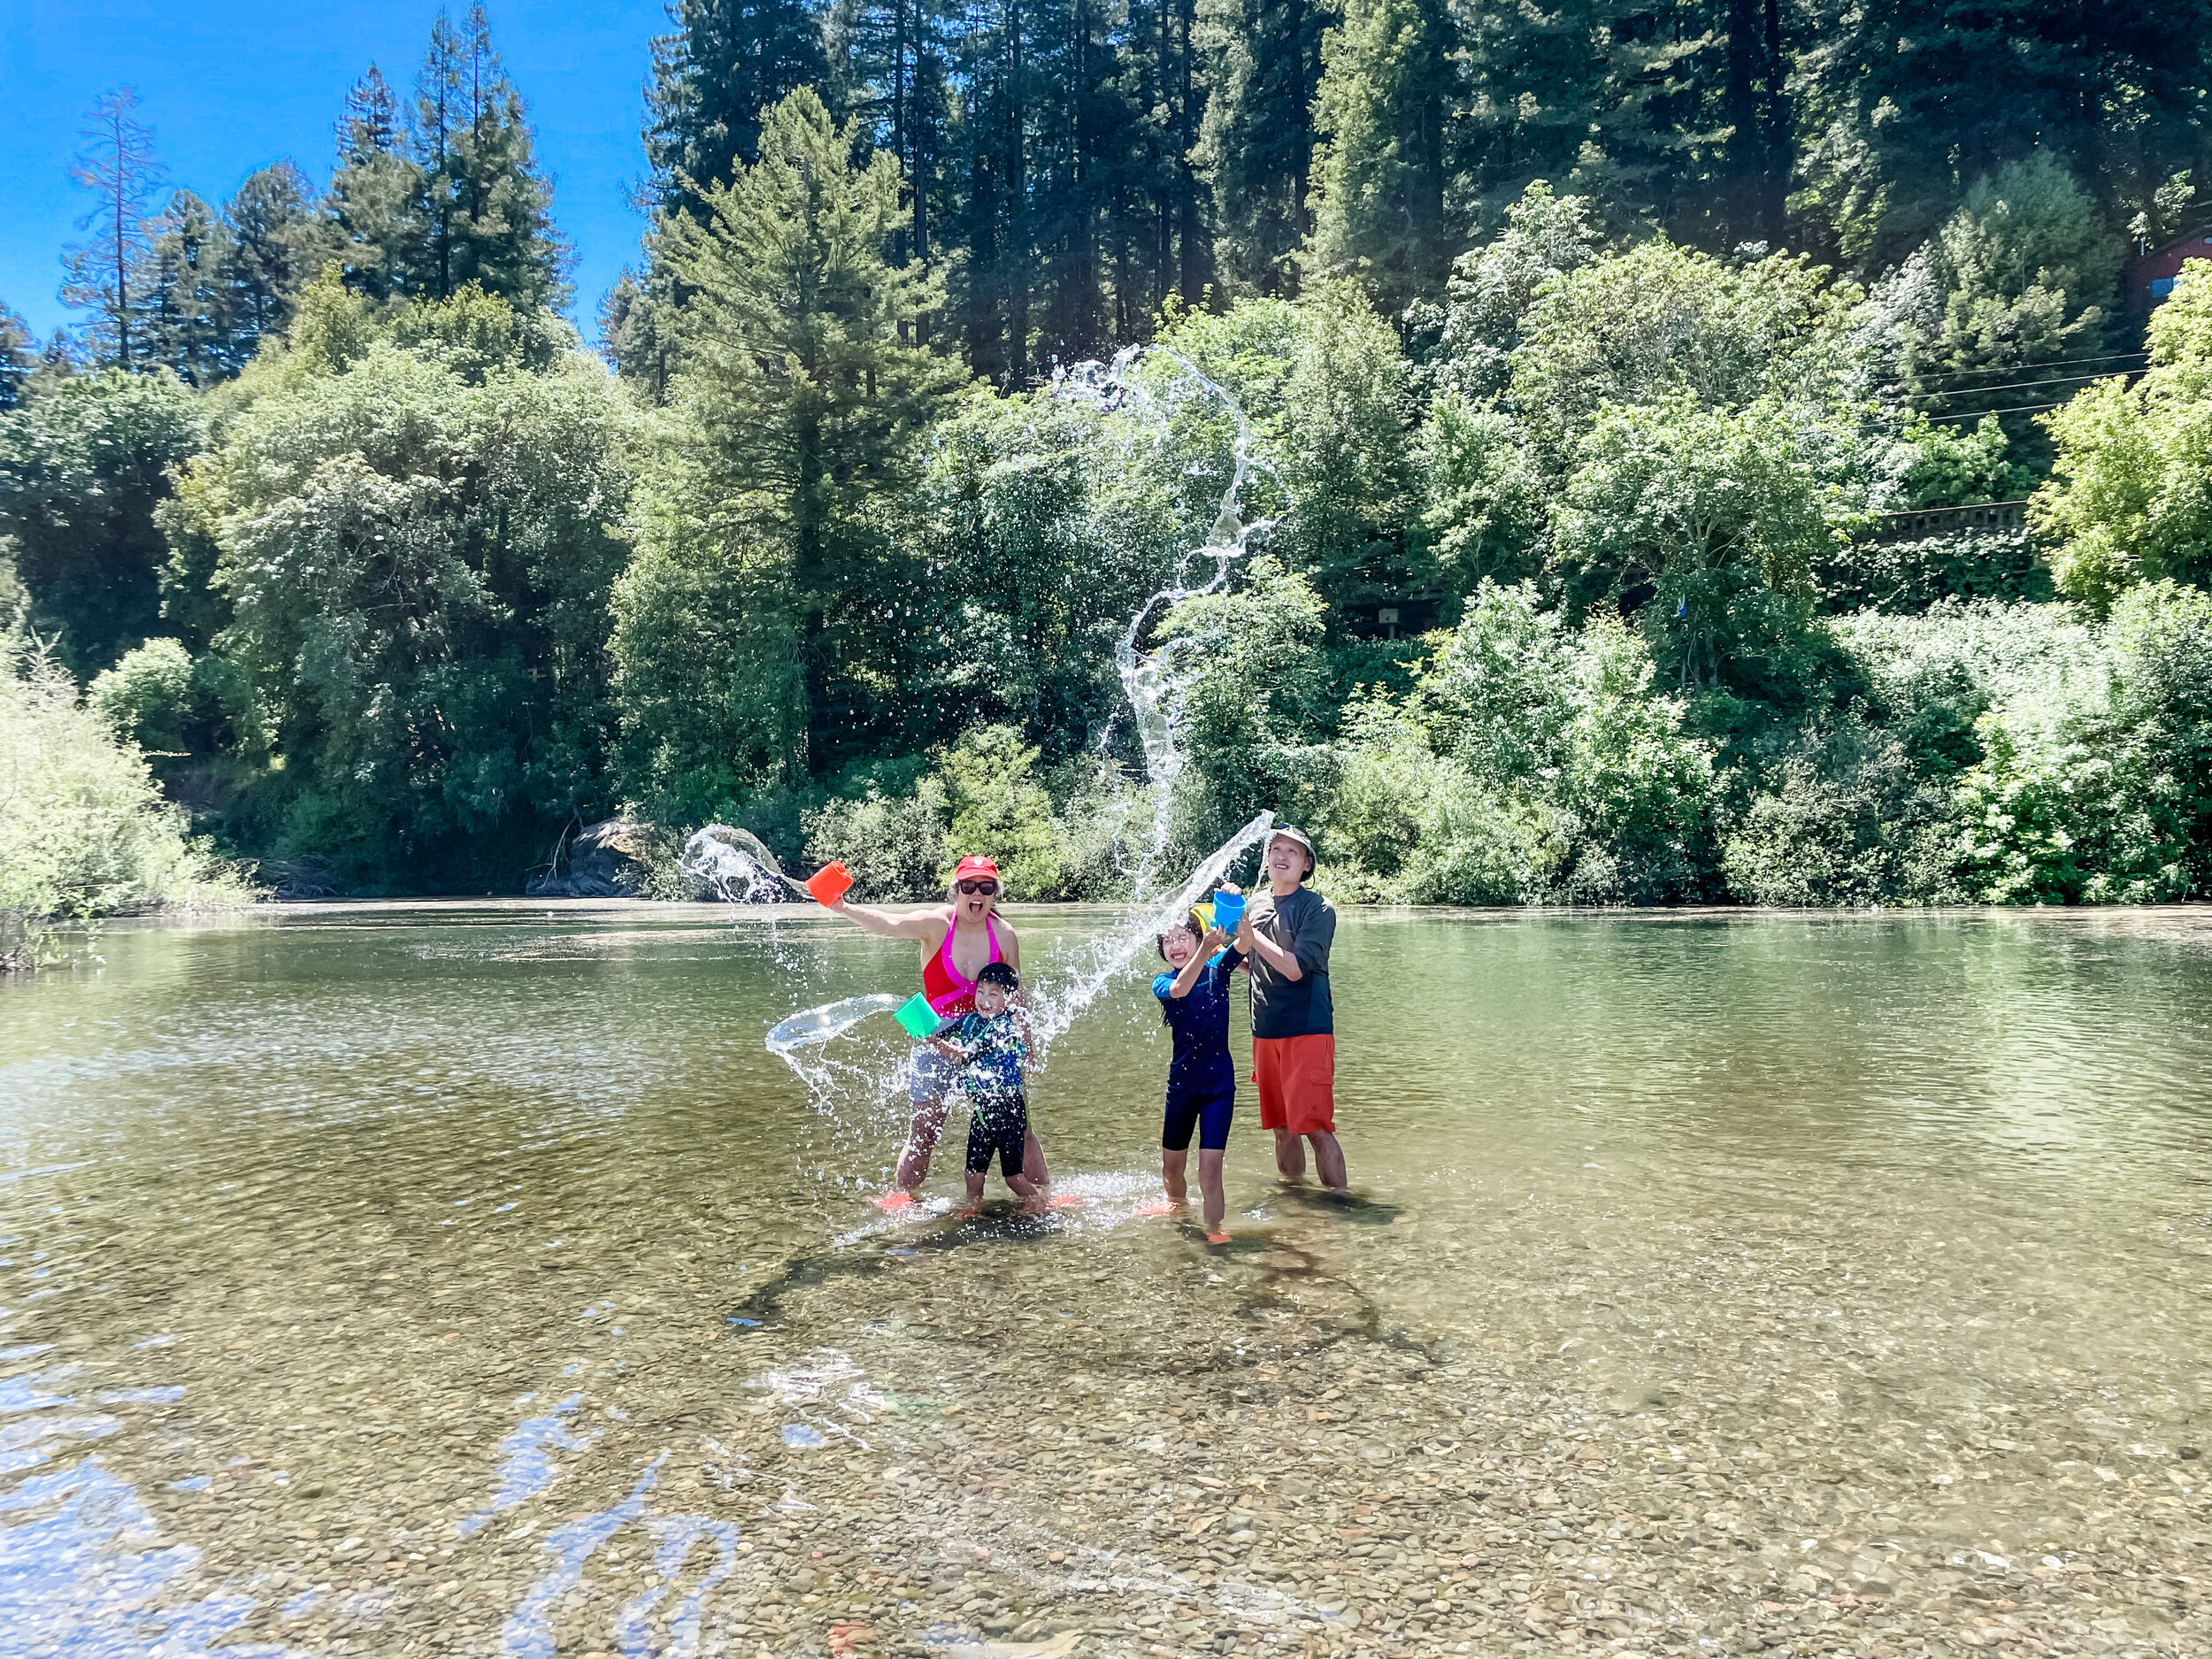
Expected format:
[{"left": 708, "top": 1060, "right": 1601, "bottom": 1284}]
[
  {"left": 1815, "top": 528, "right": 2053, "bottom": 613},
  {"left": 0, "top": 645, "right": 250, "bottom": 956},
  {"left": 1948, "top": 583, "right": 2212, "bottom": 901},
  {"left": 1319, "top": 582, "right": 1715, "bottom": 903},
  {"left": 2032, "top": 263, "right": 2212, "bottom": 611},
  {"left": 1893, "top": 414, "right": 2032, "bottom": 510},
  {"left": 803, "top": 774, "right": 950, "bottom": 902},
  {"left": 88, "top": 638, "right": 197, "bottom": 753},
  {"left": 1720, "top": 712, "right": 1958, "bottom": 905}
]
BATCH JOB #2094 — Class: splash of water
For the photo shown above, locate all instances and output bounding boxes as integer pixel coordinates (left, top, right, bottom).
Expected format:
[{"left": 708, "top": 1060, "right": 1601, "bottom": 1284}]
[
  {"left": 680, "top": 826, "right": 805, "bottom": 905},
  {"left": 766, "top": 995, "right": 905, "bottom": 1056},
  {"left": 1055, "top": 345, "right": 1279, "bottom": 899},
  {"left": 1021, "top": 809, "right": 1274, "bottom": 1055}
]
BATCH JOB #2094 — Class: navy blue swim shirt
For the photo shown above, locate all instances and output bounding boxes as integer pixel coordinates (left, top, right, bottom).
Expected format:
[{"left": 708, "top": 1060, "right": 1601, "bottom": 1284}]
[{"left": 1152, "top": 948, "right": 1245, "bottom": 1095}]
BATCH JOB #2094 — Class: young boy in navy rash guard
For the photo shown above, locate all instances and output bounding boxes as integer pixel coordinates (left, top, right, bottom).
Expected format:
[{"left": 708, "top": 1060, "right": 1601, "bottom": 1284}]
[
  {"left": 927, "top": 960, "right": 1043, "bottom": 1216},
  {"left": 1148, "top": 891, "right": 1246, "bottom": 1242}
]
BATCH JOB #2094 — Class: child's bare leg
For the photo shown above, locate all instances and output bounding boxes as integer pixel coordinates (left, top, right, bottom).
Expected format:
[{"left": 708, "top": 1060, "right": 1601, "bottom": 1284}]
[
  {"left": 1161, "top": 1148, "right": 1188, "bottom": 1206},
  {"left": 958, "top": 1168, "right": 985, "bottom": 1213},
  {"left": 1273, "top": 1125, "right": 1307, "bottom": 1183},
  {"left": 1198, "top": 1148, "right": 1226, "bottom": 1234}
]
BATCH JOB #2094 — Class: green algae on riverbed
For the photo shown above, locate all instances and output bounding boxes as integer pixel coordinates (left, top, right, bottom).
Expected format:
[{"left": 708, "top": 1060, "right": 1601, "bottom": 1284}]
[{"left": 0, "top": 902, "right": 2208, "bottom": 1656}]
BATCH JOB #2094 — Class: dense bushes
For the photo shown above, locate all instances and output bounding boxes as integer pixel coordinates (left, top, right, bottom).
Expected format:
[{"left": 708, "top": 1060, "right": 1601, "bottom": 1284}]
[{"left": 0, "top": 645, "right": 247, "bottom": 954}]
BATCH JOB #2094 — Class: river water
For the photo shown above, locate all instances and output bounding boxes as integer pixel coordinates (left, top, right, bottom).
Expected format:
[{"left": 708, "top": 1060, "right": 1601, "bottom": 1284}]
[{"left": 2, "top": 902, "right": 2208, "bottom": 1659}]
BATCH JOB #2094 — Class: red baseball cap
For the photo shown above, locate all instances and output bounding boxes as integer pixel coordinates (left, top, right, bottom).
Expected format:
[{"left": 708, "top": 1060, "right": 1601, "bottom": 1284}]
[{"left": 953, "top": 856, "right": 1001, "bottom": 882}]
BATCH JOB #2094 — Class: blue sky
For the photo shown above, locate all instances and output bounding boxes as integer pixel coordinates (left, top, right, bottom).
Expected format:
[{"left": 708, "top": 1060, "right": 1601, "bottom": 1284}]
[{"left": 0, "top": 0, "right": 668, "bottom": 342}]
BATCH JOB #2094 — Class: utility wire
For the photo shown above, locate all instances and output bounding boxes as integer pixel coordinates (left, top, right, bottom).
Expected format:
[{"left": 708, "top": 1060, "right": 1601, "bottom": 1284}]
[
  {"left": 1922, "top": 399, "right": 2076, "bottom": 421},
  {"left": 1909, "top": 367, "right": 2147, "bottom": 401},
  {"left": 1907, "top": 349, "right": 2148, "bottom": 386}
]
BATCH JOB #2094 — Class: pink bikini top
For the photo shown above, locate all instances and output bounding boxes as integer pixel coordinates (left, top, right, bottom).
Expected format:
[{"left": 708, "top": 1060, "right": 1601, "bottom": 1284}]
[{"left": 921, "top": 910, "right": 1003, "bottom": 1015}]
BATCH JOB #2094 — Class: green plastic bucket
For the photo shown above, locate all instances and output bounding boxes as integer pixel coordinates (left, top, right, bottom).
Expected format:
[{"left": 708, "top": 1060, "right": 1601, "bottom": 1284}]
[{"left": 894, "top": 994, "right": 942, "bottom": 1040}]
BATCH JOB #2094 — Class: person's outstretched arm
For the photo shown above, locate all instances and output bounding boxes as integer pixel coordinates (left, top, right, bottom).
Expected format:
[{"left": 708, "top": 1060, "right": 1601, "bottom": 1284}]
[{"left": 825, "top": 895, "right": 945, "bottom": 941}]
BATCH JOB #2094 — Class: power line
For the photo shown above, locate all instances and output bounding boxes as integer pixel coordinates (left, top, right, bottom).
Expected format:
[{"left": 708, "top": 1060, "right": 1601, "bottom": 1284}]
[
  {"left": 1922, "top": 399, "right": 2074, "bottom": 422},
  {"left": 1909, "top": 367, "right": 2146, "bottom": 401},
  {"left": 1907, "top": 349, "right": 2148, "bottom": 387}
]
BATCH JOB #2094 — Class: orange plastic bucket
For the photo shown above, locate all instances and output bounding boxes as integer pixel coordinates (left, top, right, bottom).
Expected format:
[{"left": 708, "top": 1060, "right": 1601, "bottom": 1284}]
[{"left": 805, "top": 861, "right": 854, "bottom": 906}]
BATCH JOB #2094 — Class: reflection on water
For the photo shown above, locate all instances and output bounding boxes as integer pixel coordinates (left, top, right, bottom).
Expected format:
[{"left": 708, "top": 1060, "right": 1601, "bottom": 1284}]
[
  {"left": 458, "top": 1392, "right": 593, "bottom": 1536},
  {"left": 1, "top": 902, "right": 2209, "bottom": 1656}
]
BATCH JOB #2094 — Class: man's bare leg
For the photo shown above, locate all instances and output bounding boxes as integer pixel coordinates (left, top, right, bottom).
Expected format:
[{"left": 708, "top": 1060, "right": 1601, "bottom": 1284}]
[
  {"left": 896, "top": 1094, "right": 949, "bottom": 1193},
  {"left": 1273, "top": 1126, "right": 1307, "bottom": 1183},
  {"left": 1309, "top": 1130, "right": 1348, "bottom": 1193}
]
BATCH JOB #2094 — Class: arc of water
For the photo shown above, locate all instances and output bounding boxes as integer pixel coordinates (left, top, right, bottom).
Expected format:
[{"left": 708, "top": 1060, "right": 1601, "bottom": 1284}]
[
  {"left": 765, "top": 994, "right": 907, "bottom": 1056},
  {"left": 1020, "top": 809, "right": 1275, "bottom": 1056},
  {"left": 681, "top": 825, "right": 810, "bottom": 904},
  {"left": 1055, "top": 346, "right": 1279, "bottom": 900}
]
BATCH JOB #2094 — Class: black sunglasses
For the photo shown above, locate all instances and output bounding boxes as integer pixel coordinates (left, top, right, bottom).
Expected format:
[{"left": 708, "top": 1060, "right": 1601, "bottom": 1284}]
[{"left": 956, "top": 879, "right": 1000, "bottom": 895}]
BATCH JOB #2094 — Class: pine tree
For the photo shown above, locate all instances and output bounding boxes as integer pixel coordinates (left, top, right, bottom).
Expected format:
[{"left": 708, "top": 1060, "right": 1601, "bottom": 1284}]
[
  {"left": 657, "top": 87, "right": 962, "bottom": 772},
  {"left": 0, "top": 306, "right": 34, "bottom": 411},
  {"left": 1448, "top": 0, "right": 1791, "bottom": 255},
  {"left": 59, "top": 88, "right": 165, "bottom": 366},
  {"left": 220, "top": 161, "right": 325, "bottom": 357},
  {"left": 326, "top": 66, "right": 421, "bottom": 301},
  {"left": 954, "top": 0, "right": 1032, "bottom": 384},
  {"left": 1569, "top": 0, "right": 1728, "bottom": 244},
  {"left": 1304, "top": 0, "right": 1459, "bottom": 313},
  {"left": 645, "top": 0, "right": 830, "bottom": 219},
  {"left": 1198, "top": 0, "right": 1333, "bottom": 295},
  {"left": 1718, "top": 0, "right": 1789, "bottom": 246},
  {"left": 599, "top": 270, "right": 680, "bottom": 402},
  {"left": 833, "top": 0, "right": 956, "bottom": 273},
  {"left": 412, "top": 6, "right": 569, "bottom": 306},
  {"left": 1794, "top": 0, "right": 2212, "bottom": 265},
  {"left": 135, "top": 189, "right": 233, "bottom": 385}
]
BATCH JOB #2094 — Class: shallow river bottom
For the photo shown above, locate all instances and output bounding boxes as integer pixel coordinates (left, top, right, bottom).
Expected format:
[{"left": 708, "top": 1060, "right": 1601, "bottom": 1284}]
[{"left": 1, "top": 903, "right": 2208, "bottom": 1659}]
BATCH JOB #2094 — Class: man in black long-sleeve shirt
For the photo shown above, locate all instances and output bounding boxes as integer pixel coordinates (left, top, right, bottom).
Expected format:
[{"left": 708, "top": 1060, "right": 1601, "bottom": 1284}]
[{"left": 1233, "top": 826, "right": 1348, "bottom": 1192}]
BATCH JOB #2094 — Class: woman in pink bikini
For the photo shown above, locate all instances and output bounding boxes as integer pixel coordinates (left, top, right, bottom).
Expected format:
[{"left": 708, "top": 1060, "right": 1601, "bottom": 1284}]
[{"left": 825, "top": 856, "right": 1050, "bottom": 1203}]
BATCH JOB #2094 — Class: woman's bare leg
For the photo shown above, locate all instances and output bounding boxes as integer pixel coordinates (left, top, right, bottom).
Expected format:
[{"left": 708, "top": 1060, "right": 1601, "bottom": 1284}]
[{"left": 896, "top": 1094, "right": 948, "bottom": 1193}]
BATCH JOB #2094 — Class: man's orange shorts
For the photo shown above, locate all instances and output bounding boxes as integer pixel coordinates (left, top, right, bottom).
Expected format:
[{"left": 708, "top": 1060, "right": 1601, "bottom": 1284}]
[{"left": 1253, "top": 1033, "right": 1336, "bottom": 1136}]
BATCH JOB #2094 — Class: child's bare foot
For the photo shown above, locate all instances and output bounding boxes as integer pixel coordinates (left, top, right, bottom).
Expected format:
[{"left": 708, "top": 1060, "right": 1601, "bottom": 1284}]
[{"left": 1133, "top": 1199, "right": 1174, "bottom": 1217}]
